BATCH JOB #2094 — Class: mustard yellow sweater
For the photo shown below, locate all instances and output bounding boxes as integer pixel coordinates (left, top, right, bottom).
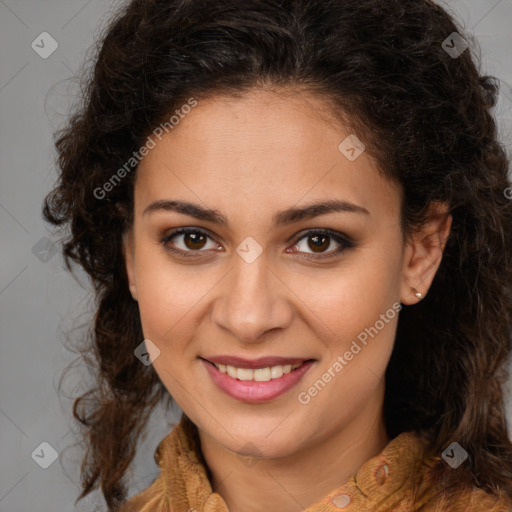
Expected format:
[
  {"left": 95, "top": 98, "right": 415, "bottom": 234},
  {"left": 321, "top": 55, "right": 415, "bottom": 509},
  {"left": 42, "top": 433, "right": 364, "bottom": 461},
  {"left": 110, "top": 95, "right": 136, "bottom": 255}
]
[{"left": 119, "top": 413, "right": 511, "bottom": 512}]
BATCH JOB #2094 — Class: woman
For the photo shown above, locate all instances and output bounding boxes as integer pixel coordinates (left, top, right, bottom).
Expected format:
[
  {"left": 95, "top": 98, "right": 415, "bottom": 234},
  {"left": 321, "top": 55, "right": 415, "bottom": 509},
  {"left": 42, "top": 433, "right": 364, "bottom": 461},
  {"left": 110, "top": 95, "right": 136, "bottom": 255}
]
[{"left": 43, "top": 0, "right": 512, "bottom": 510}]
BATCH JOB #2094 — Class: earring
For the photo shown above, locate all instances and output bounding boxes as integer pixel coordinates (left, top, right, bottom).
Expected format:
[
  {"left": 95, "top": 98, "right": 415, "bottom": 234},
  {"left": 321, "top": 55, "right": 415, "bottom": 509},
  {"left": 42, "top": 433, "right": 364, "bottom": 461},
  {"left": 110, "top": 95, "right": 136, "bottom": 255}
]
[{"left": 413, "top": 289, "right": 423, "bottom": 299}]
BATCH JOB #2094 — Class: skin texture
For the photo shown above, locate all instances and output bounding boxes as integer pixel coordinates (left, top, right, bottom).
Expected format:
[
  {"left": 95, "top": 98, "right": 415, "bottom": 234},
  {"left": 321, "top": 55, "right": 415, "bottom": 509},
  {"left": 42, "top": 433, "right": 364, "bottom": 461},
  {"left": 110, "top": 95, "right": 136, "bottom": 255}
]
[{"left": 123, "top": 88, "right": 451, "bottom": 512}]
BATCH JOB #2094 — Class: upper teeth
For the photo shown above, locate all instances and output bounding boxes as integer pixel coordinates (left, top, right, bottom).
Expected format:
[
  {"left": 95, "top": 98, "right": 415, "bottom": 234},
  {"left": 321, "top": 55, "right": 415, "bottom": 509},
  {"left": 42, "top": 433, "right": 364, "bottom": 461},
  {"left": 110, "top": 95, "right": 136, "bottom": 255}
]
[{"left": 214, "top": 363, "right": 303, "bottom": 381}]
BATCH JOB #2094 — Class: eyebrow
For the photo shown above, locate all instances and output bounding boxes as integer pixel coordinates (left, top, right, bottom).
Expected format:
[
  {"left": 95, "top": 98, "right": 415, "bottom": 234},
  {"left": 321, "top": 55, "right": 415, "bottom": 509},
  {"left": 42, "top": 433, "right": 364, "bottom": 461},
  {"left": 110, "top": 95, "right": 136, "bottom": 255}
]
[{"left": 143, "top": 198, "right": 370, "bottom": 229}]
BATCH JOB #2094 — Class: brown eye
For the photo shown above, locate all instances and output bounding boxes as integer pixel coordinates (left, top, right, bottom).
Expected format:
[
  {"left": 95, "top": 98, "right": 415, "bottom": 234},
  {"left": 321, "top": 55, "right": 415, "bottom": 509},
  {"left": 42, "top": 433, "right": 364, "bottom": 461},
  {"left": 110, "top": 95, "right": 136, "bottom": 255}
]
[
  {"left": 294, "top": 232, "right": 341, "bottom": 255},
  {"left": 161, "top": 228, "right": 218, "bottom": 256},
  {"left": 290, "top": 229, "right": 353, "bottom": 260},
  {"left": 183, "top": 231, "right": 207, "bottom": 250},
  {"left": 307, "top": 234, "right": 330, "bottom": 253}
]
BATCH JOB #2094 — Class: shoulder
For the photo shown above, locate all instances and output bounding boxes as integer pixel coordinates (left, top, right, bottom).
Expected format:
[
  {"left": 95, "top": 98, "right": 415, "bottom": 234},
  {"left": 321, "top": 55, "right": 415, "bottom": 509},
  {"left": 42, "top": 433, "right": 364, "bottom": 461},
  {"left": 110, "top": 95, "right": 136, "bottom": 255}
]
[{"left": 361, "top": 431, "right": 511, "bottom": 512}]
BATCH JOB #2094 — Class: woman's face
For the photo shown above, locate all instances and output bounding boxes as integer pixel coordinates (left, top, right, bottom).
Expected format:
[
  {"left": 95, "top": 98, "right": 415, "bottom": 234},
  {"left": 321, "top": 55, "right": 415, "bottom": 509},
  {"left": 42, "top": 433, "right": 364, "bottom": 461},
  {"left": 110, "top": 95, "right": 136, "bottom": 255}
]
[{"left": 123, "top": 88, "right": 440, "bottom": 458}]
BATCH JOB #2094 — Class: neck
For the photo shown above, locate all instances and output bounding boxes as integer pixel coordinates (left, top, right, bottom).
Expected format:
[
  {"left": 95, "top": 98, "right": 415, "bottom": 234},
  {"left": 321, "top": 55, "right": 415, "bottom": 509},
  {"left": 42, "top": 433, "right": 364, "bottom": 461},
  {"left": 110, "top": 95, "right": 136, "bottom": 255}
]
[{"left": 197, "top": 385, "right": 389, "bottom": 512}]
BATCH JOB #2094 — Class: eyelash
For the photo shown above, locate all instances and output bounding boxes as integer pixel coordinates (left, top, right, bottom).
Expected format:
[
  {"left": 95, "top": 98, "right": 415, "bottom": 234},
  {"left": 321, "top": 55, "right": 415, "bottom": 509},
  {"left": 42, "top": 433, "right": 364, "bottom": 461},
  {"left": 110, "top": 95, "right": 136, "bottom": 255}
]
[{"left": 160, "top": 227, "right": 354, "bottom": 261}]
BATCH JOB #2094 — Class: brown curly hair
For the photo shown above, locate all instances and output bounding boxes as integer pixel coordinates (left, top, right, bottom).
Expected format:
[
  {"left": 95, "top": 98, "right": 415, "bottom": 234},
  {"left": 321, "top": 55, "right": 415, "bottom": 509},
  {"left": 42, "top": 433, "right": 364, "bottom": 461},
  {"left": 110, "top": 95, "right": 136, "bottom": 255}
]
[{"left": 42, "top": 0, "right": 512, "bottom": 509}]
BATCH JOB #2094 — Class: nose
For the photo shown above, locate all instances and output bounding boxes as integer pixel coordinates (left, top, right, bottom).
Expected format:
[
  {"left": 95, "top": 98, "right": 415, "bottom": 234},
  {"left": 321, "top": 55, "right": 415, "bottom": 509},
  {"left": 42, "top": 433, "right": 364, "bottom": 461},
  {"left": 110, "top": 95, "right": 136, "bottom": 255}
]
[{"left": 211, "top": 254, "right": 293, "bottom": 343}]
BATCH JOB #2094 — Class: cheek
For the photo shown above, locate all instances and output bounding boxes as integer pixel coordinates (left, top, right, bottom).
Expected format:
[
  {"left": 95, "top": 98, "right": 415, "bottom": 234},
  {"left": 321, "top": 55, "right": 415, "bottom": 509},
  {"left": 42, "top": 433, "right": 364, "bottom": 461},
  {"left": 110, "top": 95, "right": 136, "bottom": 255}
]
[
  {"left": 303, "top": 248, "right": 401, "bottom": 393},
  {"left": 303, "top": 279, "right": 399, "bottom": 424},
  {"left": 306, "top": 253, "right": 402, "bottom": 337},
  {"left": 133, "top": 251, "right": 219, "bottom": 387},
  {"left": 133, "top": 243, "right": 208, "bottom": 335},
  {"left": 136, "top": 281, "right": 203, "bottom": 355},
  {"left": 134, "top": 266, "right": 199, "bottom": 401}
]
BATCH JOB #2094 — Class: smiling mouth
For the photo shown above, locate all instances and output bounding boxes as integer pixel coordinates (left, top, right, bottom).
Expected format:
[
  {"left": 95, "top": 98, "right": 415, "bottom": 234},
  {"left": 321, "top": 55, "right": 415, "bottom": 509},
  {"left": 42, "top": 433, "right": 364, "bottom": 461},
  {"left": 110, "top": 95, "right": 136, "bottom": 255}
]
[
  {"left": 200, "top": 356, "right": 316, "bottom": 402},
  {"left": 200, "top": 357, "right": 315, "bottom": 382}
]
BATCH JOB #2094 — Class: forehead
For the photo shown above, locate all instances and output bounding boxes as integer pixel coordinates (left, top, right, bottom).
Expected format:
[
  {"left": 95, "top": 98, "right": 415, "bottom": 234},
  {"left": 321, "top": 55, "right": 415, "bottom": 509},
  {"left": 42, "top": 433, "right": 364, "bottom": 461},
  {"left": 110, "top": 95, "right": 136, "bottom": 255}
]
[{"left": 134, "top": 88, "right": 401, "bottom": 225}]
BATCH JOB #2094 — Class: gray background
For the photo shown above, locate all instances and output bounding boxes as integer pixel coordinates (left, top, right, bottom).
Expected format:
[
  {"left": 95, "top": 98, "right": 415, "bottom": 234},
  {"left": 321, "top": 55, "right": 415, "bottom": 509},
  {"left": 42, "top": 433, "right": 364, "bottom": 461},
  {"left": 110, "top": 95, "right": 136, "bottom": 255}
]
[{"left": 1, "top": 1, "right": 511, "bottom": 511}]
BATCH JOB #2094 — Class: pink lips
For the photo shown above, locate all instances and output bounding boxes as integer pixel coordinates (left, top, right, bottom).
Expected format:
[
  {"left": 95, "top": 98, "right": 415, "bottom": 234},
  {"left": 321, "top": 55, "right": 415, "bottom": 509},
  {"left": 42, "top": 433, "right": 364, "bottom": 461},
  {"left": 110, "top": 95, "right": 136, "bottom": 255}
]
[{"left": 200, "top": 357, "right": 315, "bottom": 403}]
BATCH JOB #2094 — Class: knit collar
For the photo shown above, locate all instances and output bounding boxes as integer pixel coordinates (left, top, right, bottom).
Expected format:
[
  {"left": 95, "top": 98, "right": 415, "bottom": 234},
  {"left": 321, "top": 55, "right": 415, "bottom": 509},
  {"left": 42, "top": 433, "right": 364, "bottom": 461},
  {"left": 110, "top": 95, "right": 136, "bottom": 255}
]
[{"left": 153, "top": 412, "right": 430, "bottom": 512}]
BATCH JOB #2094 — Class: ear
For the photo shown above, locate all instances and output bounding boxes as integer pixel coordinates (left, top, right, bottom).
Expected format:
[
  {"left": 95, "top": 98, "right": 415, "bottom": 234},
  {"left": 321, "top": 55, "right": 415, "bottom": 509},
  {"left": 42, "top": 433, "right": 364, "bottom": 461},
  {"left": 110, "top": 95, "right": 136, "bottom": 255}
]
[
  {"left": 122, "top": 228, "right": 138, "bottom": 301},
  {"left": 400, "top": 201, "right": 452, "bottom": 305}
]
